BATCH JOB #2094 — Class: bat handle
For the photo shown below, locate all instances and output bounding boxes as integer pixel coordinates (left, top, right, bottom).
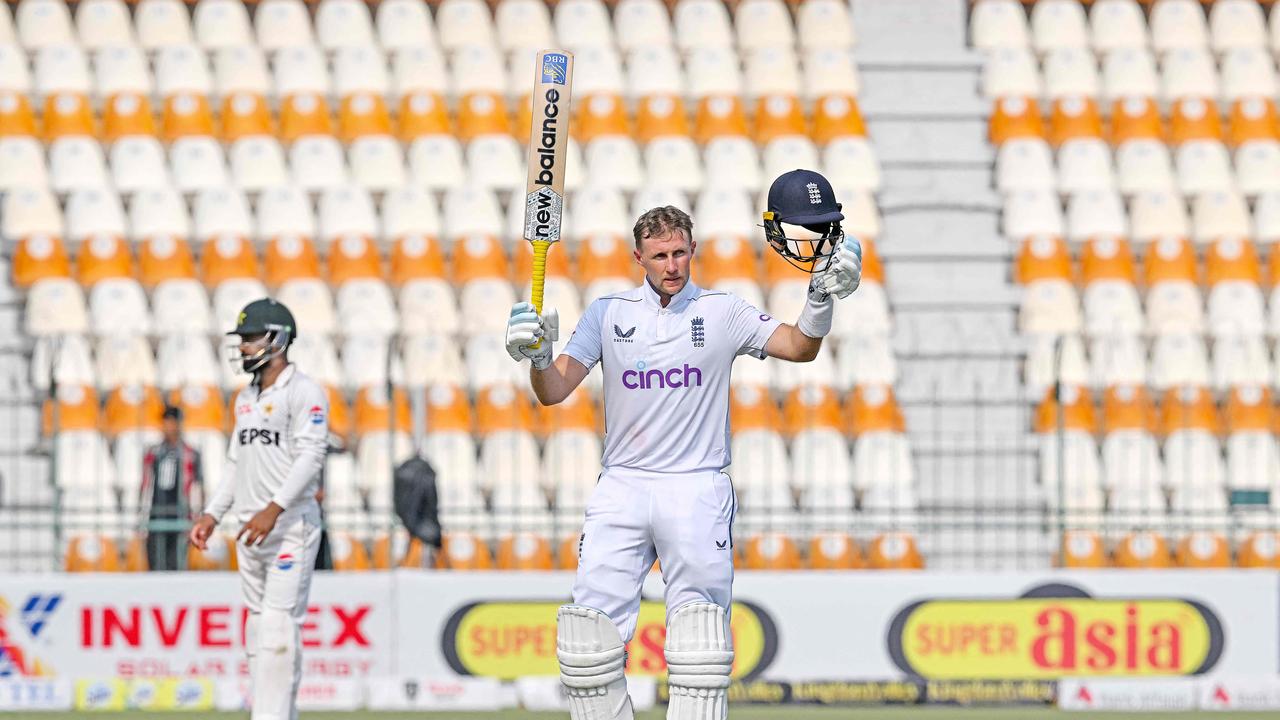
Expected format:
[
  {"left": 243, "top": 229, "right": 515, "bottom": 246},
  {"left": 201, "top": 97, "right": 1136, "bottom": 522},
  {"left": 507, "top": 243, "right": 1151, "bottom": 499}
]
[{"left": 529, "top": 240, "right": 551, "bottom": 350}]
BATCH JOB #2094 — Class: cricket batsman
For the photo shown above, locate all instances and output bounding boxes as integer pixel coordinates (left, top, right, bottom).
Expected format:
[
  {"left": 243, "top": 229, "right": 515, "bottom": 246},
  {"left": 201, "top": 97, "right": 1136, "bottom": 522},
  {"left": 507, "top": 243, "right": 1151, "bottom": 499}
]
[
  {"left": 189, "top": 298, "right": 329, "bottom": 720},
  {"left": 504, "top": 169, "right": 862, "bottom": 720}
]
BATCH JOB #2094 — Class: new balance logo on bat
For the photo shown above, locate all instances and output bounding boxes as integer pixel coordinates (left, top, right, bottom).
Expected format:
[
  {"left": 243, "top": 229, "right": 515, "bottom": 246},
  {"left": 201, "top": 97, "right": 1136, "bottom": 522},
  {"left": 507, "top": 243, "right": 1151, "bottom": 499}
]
[{"left": 613, "top": 324, "right": 635, "bottom": 343}]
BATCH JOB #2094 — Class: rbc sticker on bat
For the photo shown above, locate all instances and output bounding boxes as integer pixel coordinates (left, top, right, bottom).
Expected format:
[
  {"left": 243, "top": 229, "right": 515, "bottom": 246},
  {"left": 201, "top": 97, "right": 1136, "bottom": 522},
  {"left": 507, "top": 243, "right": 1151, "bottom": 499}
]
[{"left": 541, "top": 53, "right": 569, "bottom": 85}]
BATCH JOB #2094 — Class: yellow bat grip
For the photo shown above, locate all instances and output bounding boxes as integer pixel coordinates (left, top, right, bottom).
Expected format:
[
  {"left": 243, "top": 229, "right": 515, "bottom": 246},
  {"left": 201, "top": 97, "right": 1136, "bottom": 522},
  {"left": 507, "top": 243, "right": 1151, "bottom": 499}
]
[{"left": 529, "top": 240, "right": 551, "bottom": 350}]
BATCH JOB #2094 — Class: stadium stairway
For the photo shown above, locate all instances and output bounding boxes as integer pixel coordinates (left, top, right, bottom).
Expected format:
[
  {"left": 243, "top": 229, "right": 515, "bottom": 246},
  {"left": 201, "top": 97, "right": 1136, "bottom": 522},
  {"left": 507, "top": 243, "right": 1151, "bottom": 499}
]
[{"left": 856, "top": 0, "right": 1050, "bottom": 569}]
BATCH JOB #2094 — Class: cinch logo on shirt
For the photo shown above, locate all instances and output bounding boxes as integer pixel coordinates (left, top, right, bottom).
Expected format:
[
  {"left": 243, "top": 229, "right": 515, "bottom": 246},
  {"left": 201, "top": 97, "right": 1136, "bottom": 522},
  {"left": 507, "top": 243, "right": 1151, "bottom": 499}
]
[
  {"left": 621, "top": 364, "right": 704, "bottom": 390},
  {"left": 238, "top": 428, "right": 282, "bottom": 446}
]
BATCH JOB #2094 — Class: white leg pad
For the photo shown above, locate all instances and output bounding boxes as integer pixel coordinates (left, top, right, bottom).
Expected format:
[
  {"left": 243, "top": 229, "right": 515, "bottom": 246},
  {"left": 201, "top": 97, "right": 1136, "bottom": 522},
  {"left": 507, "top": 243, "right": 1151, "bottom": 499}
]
[
  {"left": 557, "top": 605, "right": 635, "bottom": 720},
  {"left": 252, "top": 608, "right": 300, "bottom": 720},
  {"left": 665, "top": 602, "right": 732, "bottom": 720}
]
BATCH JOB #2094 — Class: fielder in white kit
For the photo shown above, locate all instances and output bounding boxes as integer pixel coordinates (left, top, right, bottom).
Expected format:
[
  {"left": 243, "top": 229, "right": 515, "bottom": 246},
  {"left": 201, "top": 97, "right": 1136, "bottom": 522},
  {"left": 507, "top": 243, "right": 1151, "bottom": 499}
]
[
  {"left": 505, "top": 170, "right": 863, "bottom": 720},
  {"left": 189, "top": 298, "right": 329, "bottom": 720}
]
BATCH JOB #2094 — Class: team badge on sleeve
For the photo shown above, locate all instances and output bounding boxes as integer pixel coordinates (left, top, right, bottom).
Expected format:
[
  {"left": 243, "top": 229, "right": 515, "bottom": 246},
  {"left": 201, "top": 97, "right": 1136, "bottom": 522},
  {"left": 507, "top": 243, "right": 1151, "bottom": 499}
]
[{"left": 308, "top": 405, "right": 325, "bottom": 425}]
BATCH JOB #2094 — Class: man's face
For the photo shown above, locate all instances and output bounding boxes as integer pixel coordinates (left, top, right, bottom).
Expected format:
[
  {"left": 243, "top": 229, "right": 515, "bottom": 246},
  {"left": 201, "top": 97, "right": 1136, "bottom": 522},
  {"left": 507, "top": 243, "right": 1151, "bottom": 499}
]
[
  {"left": 238, "top": 332, "right": 270, "bottom": 372},
  {"left": 634, "top": 229, "right": 695, "bottom": 297},
  {"left": 162, "top": 417, "right": 180, "bottom": 444}
]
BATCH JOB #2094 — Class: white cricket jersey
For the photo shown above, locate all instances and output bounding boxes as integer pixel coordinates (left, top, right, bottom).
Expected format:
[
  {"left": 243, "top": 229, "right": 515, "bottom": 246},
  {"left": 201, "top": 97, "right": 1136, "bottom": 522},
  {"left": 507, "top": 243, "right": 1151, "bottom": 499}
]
[
  {"left": 561, "top": 279, "right": 782, "bottom": 474},
  {"left": 205, "top": 364, "right": 329, "bottom": 523}
]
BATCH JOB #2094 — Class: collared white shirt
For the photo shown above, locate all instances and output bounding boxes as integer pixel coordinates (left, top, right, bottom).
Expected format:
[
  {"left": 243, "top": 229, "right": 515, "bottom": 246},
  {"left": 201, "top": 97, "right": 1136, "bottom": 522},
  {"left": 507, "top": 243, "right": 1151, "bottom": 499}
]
[
  {"left": 561, "top": 279, "right": 781, "bottom": 474},
  {"left": 207, "top": 363, "right": 329, "bottom": 521}
]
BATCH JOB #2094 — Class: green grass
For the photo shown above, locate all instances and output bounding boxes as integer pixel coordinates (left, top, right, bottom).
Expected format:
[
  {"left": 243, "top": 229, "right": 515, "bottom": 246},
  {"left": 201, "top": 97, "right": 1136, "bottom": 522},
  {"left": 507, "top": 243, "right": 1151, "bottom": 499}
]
[{"left": 22, "top": 711, "right": 1280, "bottom": 720}]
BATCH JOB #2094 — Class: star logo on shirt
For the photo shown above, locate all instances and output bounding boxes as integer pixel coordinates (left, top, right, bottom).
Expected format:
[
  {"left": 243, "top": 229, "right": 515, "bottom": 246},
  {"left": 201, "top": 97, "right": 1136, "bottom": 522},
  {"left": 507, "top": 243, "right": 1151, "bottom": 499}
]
[{"left": 263, "top": 403, "right": 273, "bottom": 415}]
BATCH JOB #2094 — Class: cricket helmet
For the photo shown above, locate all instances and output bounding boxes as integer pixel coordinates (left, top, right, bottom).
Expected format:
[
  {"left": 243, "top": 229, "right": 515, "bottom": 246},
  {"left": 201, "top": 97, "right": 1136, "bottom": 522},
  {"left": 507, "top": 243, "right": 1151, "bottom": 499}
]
[
  {"left": 226, "top": 298, "right": 296, "bottom": 374},
  {"left": 762, "top": 169, "right": 845, "bottom": 273}
]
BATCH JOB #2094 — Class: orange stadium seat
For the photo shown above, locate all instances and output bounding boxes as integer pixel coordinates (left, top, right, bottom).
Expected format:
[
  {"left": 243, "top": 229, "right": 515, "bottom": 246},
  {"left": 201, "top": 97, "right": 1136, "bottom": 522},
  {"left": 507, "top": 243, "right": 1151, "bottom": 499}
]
[
  {"left": 476, "top": 383, "right": 535, "bottom": 437},
  {"left": 65, "top": 534, "right": 122, "bottom": 573},
  {"left": 397, "top": 91, "right": 452, "bottom": 140},
  {"left": 434, "top": 532, "right": 495, "bottom": 571},
  {"left": 698, "top": 235, "right": 760, "bottom": 286},
  {"left": 139, "top": 235, "right": 197, "bottom": 287},
  {"left": 514, "top": 238, "right": 572, "bottom": 284},
  {"left": 1228, "top": 97, "right": 1279, "bottom": 146},
  {"left": 1238, "top": 532, "right": 1280, "bottom": 568},
  {"left": 1049, "top": 96, "right": 1104, "bottom": 147},
  {"left": 1014, "top": 235, "right": 1072, "bottom": 284},
  {"left": 353, "top": 386, "right": 410, "bottom": 438},
  {"left": 1109, "top": 96, "right": 1163, "bottom": 145},
  {"left": 0, "top": 90, "right": 37, "bottom": 137},
  {"left": 220, "top": 92, "right": 274, "bottom": 142},
  {"left": 76, "top": 234, "right": 133, "bottom": 287},
  {"left": 1143, "top": 236, "right": 1199, "bottom": 286},
  {"left": 514, "top": 93, "right": 534, "bottom": 147},
  {"left": 169, "top": 385, "right": 225, "bottom": 433},
  {"left": 457, "top": 91, "right": 511, "bottom": 141},
  {"left": 103, "top": 385, "right": 164, "bottom": 438},
  {"left": 730, "top": 384, "right": 782, "bottom": 433},
  {"left": 101, "top": 93, "right": 157, "bottom": 142},
  {"left": 1101, "top": 384, "right": 1158, "bottom": 434},
  {"left": 1169, "top": 97, "right": 1223, "bottom": 145},
  {"left": 279, "top": 93, "right": 334, "bottom": 143},
  {"left": 576, "top": 234, "right": 639, "bottom": 287},
  {"left": 576, "top": 93, "right": 631, "bottom": 143},
  {"left": 42, "top": 93, "right": 95, "bottom": 140},
  {"left": 557, "top": 534, "right": 581, "bottom": 571},
  {"left": 764, "top": 240, "right": 813, "bottom": 284},
  {"left": 1175, "top": 531, "right": 1231, "bottom": 568},
  {"left": 496, "top": 532, "right": 555, "bottom": 570},
  {"left": 1113, "top": 531, "right": 1173, "bottom": 569},
  {"left": 200, "top": 234, "right": 260, "bottom": 287},
  {"left": 635, "top": 94, "right": 690, "bottom": 144},
  {"left": 859, "top": 237, "right": 885, "bottom": 285},
  {"left": 42, "top": 384, "right": 101, "bottom": 435},
  {"left": 327, "top": 233, "right": 383, "bottom": 285},
  {"left": 806, "top": 532, "right": 865, "bottom": 570},
  {"left": 867, "top": 532, "right": 924, "bottom": 570},
  {"left": 187, "top": 533, "right": 236, "bottom": 571},
  {"left": 1034, "top": 385, "right": 1098, "bottom": 434},
  {"left": 1059, "top": 530, "right": 1108, "bottom": 568},
  {"left": 846, "top": 384, "right": 906, "bottom": 436},
  {"left": 694, "top": 95, "right": 750, "bottom": 143},
  {"left": 1081, "top": 236, "right": 1137, "bottom": 285},
  {"left": 390, "top": 234, "right": 447, "bottom": 286},
  {"left": 1205, "top": 236, "right": 1261, "bottom": 286},
  {"left": 742, "top": 532, "right": 802, "bottom": 570},
  {"left": 451, "top": 234, "right": 510, "bottom": 284},
  {"left": 12, "top": 234, "right": 71, "bottom": 289},
  {"left": 339, "top": 92, "right": 393, "bottom": 143},
  {"left": 536, "top": 387, "right": 599, "bottom": 435},
  {"left": 1225, "top": 385, "right": 1273, "bottom": 432},
  {"left": 989, "top": 96, "right": 1044, "bottom": 145},
  {"left": 1159, "top": 386, "right": 1222, "bottom": 437},
  {"left": 161, "top": 92, "right": 215, "bottom": 142},
  {"left": 124, "top": 536, "right": 148, "bottom": 572},
  {"left": 753, "top": 94, "right": 806, "bottom": 145},
  {"left": 424, "top": 384, "right": 474, "bottom": 435},
  {"left": 372, "top": 532, "right": 428, "bottom": 569},
  {"left": 326, "top": 386, "right": 353, "bottom": 443},
  {"left": 812, "top": 94, "right": 867, "bottom": 145},
  {"left": 264, "top": 235, "right": 322, "bottom": 287},
  {"left": 783, "top": 385, "right": 844, "bottom": 436},
  {"left": 328, "top": 532, "right": 372, "bottom": 572}
]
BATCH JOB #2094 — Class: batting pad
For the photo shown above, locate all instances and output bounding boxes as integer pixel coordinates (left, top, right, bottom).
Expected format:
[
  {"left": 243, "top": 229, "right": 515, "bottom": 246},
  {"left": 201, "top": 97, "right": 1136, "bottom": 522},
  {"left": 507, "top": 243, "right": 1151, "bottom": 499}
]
[
  {"left": 557, "top": 605, "right": 634, "bottom": 720},
  {"left": 253, "top": 608, "right": 301, "bottom": 720},
  {"left": 665, "top": 602, "right": 733, "bottom": 720}
]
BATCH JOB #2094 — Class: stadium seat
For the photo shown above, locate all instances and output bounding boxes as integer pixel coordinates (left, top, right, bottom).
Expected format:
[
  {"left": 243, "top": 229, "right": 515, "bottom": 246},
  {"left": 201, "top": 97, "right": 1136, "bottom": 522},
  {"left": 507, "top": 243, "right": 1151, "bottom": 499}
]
[
  {"left": 496, "top": 532, "right": 554, "bottom": 570},
  {"left": 1238, "top": 532, "right": 1280, "bottom": 568},
  {"left": 1092, "top": 0, "right": 1149, "bottom": 52},
  {"left": 64, "top": 533, "right": 121, "bottom": 573},
  {"left": 434, "top": 532, "right": 495, "bottom": 571},
  {"left": 1059, "top": 530, "right": 1107, "bottom": 568},
  {"left": 1113, "top": 531, "right": 1173, "bottom": 569},
  {"left": 867, "top": 532, "right": 924, "bottom": 570},
  {"left": 741, "top": 532, "right": 802, "bottom": 571},
  {"left": 984, "top": 47, "right": 1040, "bottom": 100},
  {"left": 135, "top": 0, "right": 194, "bottom": 50}
]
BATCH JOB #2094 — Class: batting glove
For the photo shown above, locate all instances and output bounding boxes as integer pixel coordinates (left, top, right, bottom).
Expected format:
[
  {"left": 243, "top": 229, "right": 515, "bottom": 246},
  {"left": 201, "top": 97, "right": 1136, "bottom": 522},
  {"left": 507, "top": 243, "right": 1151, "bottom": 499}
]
[
  {"left": 505, "top": 302, "right": 559, "bottom": 370},
  {"left": 810, "top": 236, "right": 862, "bottom": 301}
]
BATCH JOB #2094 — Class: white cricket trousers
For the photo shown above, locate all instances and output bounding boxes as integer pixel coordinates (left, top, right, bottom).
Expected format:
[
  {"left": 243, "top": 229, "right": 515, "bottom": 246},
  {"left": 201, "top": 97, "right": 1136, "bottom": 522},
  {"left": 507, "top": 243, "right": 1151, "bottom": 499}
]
[
  {"left": 237, "top": 502, "right": 322, "bottom": 720},
  {"left": 572, "top": 468, "right": 737, "bottom": 643}
]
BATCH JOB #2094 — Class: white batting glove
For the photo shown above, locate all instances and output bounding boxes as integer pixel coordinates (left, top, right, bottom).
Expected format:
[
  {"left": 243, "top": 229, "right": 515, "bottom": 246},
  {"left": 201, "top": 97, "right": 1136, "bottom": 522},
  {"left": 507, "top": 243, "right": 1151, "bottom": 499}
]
[
  {"left": 810, "top": 236, "right": 862, "bottom": 301},
  {"left": 505, "top": 302, "right": 559, "bottom": 370}
]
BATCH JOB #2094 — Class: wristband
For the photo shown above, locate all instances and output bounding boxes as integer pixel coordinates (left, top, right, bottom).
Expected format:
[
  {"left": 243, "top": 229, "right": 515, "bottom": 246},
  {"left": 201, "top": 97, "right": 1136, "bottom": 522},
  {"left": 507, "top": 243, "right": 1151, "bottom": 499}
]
[{"left": 797, "top": 291, "right": 834, "bottom": 338}]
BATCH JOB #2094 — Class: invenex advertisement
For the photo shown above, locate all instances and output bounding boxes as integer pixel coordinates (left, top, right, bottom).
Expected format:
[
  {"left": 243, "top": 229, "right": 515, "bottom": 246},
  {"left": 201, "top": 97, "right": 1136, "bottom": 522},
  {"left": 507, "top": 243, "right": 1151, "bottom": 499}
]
[{"left": 0, "top": 570, "right": 1278, "bottom": 710}]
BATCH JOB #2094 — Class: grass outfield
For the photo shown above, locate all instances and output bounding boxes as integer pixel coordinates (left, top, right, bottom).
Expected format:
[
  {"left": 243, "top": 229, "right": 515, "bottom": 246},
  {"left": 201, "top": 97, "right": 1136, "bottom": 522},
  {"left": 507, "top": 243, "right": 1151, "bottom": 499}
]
[{"left": 18, "top": 711, "right": 1280, "bottom": 719}]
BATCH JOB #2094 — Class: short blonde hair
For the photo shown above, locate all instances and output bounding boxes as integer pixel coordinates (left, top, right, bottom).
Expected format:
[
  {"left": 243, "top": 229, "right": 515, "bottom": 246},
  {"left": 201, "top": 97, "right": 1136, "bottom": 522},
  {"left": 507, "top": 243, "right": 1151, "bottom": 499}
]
[{"left": 633, "top": 206, "right": 693, "bottom": 249}]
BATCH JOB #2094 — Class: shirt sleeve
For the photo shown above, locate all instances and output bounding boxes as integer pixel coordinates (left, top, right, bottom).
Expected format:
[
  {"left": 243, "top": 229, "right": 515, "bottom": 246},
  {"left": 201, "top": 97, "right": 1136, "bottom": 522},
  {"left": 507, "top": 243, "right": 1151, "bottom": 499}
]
[
  {"left": 560, "top": 298, "right": 606, "bottom": 371},
  {"left": 726, "top": 294, "right": 783, "bottom": 360},
  {"left": 270, "top": 378, "right": 329, "bottom": 510}
]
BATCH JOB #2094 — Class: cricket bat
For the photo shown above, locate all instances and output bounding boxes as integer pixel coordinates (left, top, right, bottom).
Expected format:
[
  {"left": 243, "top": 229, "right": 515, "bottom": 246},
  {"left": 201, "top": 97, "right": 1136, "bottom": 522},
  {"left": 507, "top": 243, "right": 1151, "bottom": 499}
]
[{"left": 524, "top": 50, "right": 574, "bottom": 349}]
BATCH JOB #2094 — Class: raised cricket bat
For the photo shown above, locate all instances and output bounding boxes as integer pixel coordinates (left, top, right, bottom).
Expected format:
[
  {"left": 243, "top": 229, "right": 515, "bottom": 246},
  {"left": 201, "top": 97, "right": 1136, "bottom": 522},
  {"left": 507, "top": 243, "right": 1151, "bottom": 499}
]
[{"left": 524, "top": 50, "right": 574, "bottom": 349}]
